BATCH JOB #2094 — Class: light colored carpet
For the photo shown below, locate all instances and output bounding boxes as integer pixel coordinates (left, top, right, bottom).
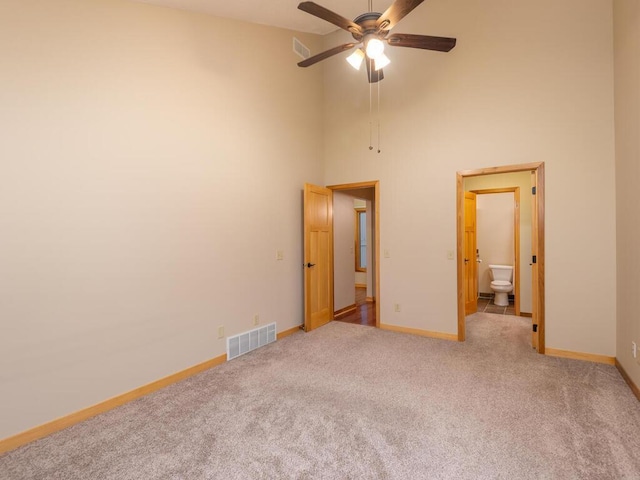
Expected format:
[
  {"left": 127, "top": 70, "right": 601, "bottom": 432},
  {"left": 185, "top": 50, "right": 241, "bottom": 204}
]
[{"left": 2, "top": 313, "right": 640, "bottom": 479}]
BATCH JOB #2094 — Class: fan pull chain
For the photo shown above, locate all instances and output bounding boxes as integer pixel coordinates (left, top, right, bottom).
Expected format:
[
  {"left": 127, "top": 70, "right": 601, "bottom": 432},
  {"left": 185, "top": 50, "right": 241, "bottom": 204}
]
[
  {"left": 369, "top": 62, "right": 373, "bottom": 151},
  {"left": 377, "top": 77, "right": 381, "bottom": 153}
]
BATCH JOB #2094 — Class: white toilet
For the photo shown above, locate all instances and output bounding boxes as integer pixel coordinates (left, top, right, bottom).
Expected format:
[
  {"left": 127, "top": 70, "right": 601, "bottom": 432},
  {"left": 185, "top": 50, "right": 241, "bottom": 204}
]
[{"left": 489, "top": 265, "right": 513, "bottom": 306}]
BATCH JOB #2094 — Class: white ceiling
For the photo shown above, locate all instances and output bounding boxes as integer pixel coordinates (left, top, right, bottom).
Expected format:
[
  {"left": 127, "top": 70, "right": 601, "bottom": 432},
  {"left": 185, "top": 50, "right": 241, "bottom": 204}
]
[{"left": 133, "top": 0, "right": 394, "bottom": 35}]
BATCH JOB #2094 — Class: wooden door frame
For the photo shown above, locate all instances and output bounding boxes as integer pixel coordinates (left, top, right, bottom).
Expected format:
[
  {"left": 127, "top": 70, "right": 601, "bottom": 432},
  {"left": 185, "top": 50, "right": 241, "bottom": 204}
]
[
  {"left": 328, "top": 181, "right": 381, "bottom": 328},
  {"left": 469, "top": 187, "right": 521, "bottom": 316},
  {"left": 456, "top": 162, "right": 545, "bottom": 353}
]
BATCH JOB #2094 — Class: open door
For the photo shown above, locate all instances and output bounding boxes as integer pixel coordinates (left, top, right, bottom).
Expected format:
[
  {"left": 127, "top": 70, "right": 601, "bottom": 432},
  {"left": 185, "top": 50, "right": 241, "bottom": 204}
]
[
  {"left": 464, "top": 192, "right": 478, "bottom": 315},
  {"left": 457, "top": 162, "right": 544, "bottom": 351},
  {"left": 530, "top": 168, "right": 545, "bottom": 352},
  {"left": 303, "top": 183, "right": 333, "bottom": 332}
]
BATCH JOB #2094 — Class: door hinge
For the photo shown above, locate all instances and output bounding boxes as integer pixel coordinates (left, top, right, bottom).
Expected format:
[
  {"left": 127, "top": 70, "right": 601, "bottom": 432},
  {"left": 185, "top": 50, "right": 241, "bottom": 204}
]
[
  {"left": 533, "top": 324, "right": 538, "bottom": 333},
  {"left": 532, "top": 186, "right": 537, "bottom": 195},
  {"left": 532, "top": 255, "right": 537, "bottom": 264}
]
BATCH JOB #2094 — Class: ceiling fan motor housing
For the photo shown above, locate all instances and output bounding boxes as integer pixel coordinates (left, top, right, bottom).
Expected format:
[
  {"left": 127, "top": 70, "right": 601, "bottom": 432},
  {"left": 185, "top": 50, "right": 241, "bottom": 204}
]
[{"left": 351, "top": 12, "right": 389, "bottom": 41}]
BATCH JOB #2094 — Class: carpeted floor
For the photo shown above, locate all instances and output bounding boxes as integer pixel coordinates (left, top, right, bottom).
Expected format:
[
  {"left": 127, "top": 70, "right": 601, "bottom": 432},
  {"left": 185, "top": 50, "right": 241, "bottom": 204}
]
[{"left": 2, "top": 313, "right": 640, "bottom": 479}]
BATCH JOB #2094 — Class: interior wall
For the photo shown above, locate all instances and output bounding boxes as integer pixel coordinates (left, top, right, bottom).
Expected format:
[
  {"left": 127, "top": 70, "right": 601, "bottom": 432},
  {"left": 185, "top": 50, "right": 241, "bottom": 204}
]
[
  {"left": 614, "top": 0, "right": 640, "bottom": 387},
  {"left": 323, "top": 0, "right": 616, "bottom": 355},
  {"left": 354, "top": 198, "right": 367, "bottom": 286},
  {"left": 475, "top": 193, "right": 515, "bottom": 296},
  {"left": 0, "top": 0, "right": 324, "bottom": 440},
  {"left": 465, "top": 172, "right": 532, "bottom": 313},
  {"left": 366, "top": 198, "right": 374, "bottom": 299},
  {"left": 333, "top": 192, "right": 357, "bottom": 311}
]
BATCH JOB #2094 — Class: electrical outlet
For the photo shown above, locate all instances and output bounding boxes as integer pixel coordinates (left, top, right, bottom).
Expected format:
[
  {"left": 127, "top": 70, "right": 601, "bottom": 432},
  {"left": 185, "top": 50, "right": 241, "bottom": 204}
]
[
  {"left": 633, "top": 341, "right": 637, "bottom": 359},
  {"left": 276, "top": 250, "right": 284, "bottom": 261},
  {"left": 218, "top": 326, "right": 225, "bottom": 339},
  {"left": 394, "top": 303, "right": 401, "bottom": 312},
  {"left": 384, "top": 249, "right": 391, "bottom": 258},
  {"left": 253, "top": 314, "right": 260, "bottom": 326}
]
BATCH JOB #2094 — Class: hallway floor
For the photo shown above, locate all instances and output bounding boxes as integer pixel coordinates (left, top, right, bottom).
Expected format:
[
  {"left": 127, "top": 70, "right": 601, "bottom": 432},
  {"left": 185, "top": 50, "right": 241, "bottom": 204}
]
[{"left": 333, "top": 287, "right": 375, "bottom": 327}]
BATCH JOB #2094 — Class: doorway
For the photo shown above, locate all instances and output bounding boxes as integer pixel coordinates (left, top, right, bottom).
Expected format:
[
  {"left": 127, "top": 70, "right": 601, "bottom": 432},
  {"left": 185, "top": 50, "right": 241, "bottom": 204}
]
[
  {"left": 456, "top": 163, "right": 545, "bottom": 353},
  {"left": 329, "top": 181, "right": 380, "bottom": 328},
  {"left": 471, "top": 188, "right": 521, "bottom": 316},
  {"left": 303, "top": 181, "right": 380, "bottom": 332}
]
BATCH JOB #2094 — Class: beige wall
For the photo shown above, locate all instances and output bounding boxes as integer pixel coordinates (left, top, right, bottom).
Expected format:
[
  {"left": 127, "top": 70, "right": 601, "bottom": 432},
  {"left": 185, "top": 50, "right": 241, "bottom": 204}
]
[
  {"left": 366, "top": 198, "right": 374, "bottom": 299},
  {"left": 614, "top": 0, "right": 640, "bottom": 387},
  {"left": 323, "top": 0, "right": 616, "bottom": 354},
  {"left": 465, "top": 172, "right": 533, "bottom": 312},
  {"left": 0, "top": 0, "right": 323, "bottom": 439},
  {"left": 333, "top": 192, "right": 356, "bottom": 311},
  {"left": 0, "top": 0, "right": 630, "bottom": 444},
  {"left": 354, "top": 199, "right": 368, "bottom": 286}
]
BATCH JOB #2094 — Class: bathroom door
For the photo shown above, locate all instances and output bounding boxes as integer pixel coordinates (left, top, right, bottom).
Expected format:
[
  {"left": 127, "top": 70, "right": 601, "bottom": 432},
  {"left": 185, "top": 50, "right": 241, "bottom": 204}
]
[{"left": 464, "top": 192, "right": 478, "bottom": 314}]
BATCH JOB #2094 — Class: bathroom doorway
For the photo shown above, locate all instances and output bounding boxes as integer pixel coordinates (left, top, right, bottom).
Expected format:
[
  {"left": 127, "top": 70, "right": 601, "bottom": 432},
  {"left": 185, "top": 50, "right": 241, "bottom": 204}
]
[
  {"left": 456, "top": 163, "right": 545, "bottom": 353},
  {"left": 470, "top": 187, "right": 521, "bottom": 317}
]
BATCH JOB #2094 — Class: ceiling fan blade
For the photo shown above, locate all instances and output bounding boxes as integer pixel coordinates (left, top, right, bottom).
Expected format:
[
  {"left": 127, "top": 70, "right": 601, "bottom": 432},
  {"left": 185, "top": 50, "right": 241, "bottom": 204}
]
[
  {"left": 387, "top": 33, "right": 457, "bottom": 52},
  {"left": 298, "top": 2, "right": 363, "bottom": 35},
  {"left": 376, "top": 0, "right": 425, "bottom": 31},
  {"left": 365, "top": 58, "right": 384, "bottom": 83},
  {"left": 297, "top": 43, "right": 358, "bottom": 67}
]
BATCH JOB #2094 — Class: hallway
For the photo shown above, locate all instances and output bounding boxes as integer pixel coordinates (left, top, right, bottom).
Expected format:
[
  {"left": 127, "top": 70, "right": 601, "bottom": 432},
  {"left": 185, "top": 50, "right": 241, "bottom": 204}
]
[{"left": 334, "top": 287, "right": 375, "bottom": 327}]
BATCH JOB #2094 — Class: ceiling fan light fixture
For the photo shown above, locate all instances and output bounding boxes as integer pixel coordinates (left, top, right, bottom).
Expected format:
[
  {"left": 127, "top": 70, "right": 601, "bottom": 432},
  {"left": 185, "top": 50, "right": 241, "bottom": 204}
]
[
  {"left": 374, "top": 53, "right": 390, "bottom": 71},
  {"left": 365, "top": 36, "right": 385, "bottom": 60},
  {"left": 346, "top": 48, "right": 365, "bottom": 70}
]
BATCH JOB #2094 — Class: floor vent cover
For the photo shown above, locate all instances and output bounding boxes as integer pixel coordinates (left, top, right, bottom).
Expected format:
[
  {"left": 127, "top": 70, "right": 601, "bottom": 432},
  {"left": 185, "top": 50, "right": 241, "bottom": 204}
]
[
  {"left": 293, "top": 37, "right": 310, "bottom": 60},
  {"left": 227, "top": 323, "right": 276, "bottom": 361}
]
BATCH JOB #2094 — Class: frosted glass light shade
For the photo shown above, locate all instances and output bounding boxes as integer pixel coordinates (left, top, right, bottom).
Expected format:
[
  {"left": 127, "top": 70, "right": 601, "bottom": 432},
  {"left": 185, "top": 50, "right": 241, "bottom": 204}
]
[
  {"left": 374, "top": 53, "right": 390, "bottom": 70},
  {"left": 346, "top": 49, "right": 365, "bottom": 70},
  {"left": 365, "top": 37, "right": 385, "bottom": 59}
]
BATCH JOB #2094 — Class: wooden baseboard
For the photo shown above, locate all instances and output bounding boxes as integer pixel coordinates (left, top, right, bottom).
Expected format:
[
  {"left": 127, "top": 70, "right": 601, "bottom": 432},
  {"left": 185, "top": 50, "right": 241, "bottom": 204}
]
[
  {"left": 333, "top": 304, "right": 357, "bottom": 317},
  {"left": 277, "top": 325, "right": 302, "bottom": 340},
  {"left": 520, "top": 312, "right": 532, "bottom": 318},
  {"left": 355, "top": 283, "right": 367, "bottom": 289},
  {"left": 365, "top": 296, "right": 375, "bottom": 303},
  {"left": 379, "top": 323, "right": 458, "bottom": 341},
  {"left": 0, "top": 325, "right": 306, "bottom": 455},
  {"left": 0, "top": 353, "right": 228, "bottom": 454},
  {"left": 545, "top": 348, "right": 615, "bottom": 365},
  {"left": 615, "top": 359, "right": 640, "bottom": 402}
]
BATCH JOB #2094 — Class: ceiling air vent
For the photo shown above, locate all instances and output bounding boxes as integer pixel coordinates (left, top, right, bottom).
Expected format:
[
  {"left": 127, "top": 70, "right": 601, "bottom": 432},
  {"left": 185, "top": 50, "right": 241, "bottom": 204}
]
[{"left": 293, "top": 37, "right": 310, "bottom": 60}]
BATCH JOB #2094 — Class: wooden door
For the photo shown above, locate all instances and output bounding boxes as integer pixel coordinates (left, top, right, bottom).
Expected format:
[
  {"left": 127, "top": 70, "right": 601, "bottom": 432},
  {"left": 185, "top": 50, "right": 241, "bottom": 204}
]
[
  {"left": 464, "top": 192, "right": 478, "bottom": 315},
  {"left": 531, "top": 172, "right": 539, "bottom": 350},
  {"left": 303, "top": 184, "right": 333, "bottom": 332}
]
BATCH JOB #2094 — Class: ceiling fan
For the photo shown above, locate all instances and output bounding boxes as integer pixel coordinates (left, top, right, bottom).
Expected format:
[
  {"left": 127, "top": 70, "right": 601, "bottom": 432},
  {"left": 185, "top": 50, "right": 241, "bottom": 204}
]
[{"left": 297, "top": 0, "right": 456, "bottom": 83}]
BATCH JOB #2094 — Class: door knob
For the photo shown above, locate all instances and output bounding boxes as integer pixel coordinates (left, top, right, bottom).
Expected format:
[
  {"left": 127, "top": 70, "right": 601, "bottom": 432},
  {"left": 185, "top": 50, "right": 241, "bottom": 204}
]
[
  {"left": 464, "top": 258, "right": 469, "bottom": 264},
  {"left": 306, "top": 262, "right": 316, "bottom": 268}
]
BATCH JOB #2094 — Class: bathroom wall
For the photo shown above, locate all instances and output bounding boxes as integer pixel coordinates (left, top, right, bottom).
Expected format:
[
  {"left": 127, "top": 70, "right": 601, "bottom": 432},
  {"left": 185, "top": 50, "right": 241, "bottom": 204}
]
[
  {"left": 465, "top": 173, "right": 532, "bottom": 313},
  {"left": 476, "top": 193, "right": 515, "bottom": 296}
]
